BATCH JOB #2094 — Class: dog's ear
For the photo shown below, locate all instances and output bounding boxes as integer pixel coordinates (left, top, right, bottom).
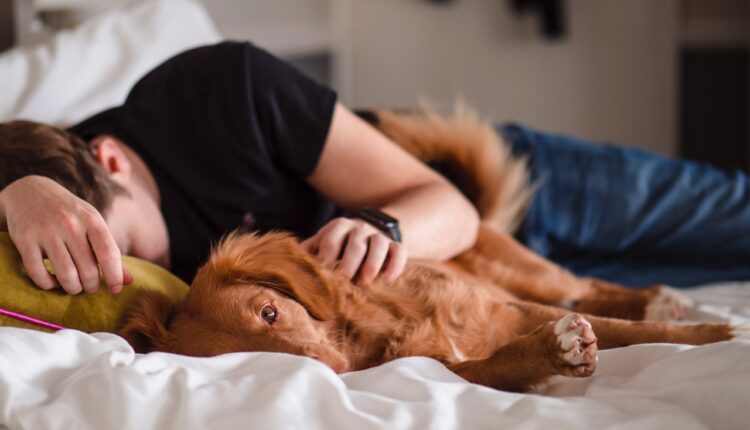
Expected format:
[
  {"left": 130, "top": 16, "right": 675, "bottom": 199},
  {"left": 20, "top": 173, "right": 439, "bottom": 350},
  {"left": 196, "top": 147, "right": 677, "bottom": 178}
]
[
  {"left": 118, "top": 291, "right": 178, "bottom": 353},
  {"left": 196, "top": 232, "right": 340, "bottom": 321},
  {"left": 251, "top": 260, "right": 338, "bottom": 321}
]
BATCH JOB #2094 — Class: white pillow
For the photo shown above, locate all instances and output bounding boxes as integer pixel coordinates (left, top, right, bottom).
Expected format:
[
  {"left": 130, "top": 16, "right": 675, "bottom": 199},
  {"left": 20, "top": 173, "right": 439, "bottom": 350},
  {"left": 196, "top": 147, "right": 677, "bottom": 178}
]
[{"left": 0, "top": 0, "right": 221, "bottom": 126}]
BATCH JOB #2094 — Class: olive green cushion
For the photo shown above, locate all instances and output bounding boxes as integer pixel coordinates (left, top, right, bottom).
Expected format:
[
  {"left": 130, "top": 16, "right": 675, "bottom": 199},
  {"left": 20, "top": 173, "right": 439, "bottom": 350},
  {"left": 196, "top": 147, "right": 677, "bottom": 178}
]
[{"left": 0, "top": 232, "right": 189, "bottom": 333}]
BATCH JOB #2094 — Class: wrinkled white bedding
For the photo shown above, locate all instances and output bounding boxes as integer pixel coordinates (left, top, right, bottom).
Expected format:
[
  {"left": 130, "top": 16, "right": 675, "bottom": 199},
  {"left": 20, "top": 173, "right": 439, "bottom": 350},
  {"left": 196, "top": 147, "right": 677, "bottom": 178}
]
[{"left": 1, "top": 283, "right": 749, "bottom": 430}]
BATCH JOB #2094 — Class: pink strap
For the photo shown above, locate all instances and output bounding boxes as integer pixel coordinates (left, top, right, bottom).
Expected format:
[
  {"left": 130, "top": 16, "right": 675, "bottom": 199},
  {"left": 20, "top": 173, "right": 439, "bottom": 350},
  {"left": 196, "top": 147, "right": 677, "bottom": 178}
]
[{"left": 0, "top": 307, "right": 69, "bottom": 331}]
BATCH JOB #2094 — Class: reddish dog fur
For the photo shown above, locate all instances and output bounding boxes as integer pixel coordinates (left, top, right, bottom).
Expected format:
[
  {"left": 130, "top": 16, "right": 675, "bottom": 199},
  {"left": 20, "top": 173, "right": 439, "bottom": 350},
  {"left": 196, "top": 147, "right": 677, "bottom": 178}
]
[{"left": 119, "top": 108, "right": 741, "bottom": 393}]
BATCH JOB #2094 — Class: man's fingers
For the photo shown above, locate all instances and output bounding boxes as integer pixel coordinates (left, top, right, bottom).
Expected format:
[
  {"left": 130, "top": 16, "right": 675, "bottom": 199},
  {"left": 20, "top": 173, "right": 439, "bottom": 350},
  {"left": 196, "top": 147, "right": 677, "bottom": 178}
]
[
  {"left": 338, "top": 231, "right": 370, "bottom": 279},
  {"left": 358, "top": 234, "right": 390, "bottom": 283},
  {"left": 44, "top": 239, "right": 83, "bottom": 295},
  {"left": 87, "top": 221, "right": 124, "bottom": 293},
  {"left": 383, "top": 241, "right": 407, "bottom": 282},
  {"left": 306, "top": 218, "right": 405, "bottom": 283},
  {"left": 122, "top": 266, "right": 133, "bottom": 286},
  {"left": 17, "top": 242, "right": 59, "bottom": 290},
  {"left": 66, "top": 234, "right": 102, "bottom": 294},
  {"left": 317, "top": 220, "right": 352, "bottom": 264},
  {"left": 300, "top": 235, "right": 319, "bottom": 255}
]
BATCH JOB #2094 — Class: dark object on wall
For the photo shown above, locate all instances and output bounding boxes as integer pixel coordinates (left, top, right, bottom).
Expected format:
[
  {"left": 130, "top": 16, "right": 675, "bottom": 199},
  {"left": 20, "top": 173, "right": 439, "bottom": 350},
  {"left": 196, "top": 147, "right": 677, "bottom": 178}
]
[
  {"left": 680, "top": 48, "right": 749, "bottom": 171},
  {"left": 0, "top": 0, "right": 15, "bottom": 51},
  {"left": 511, "top": 0, "right": 566, "bottom": 39},
  {"left": 426, "top": 0, "right": 456, "bottom": 4},
  {"left": 0, "top": 0, "right": 34, "bottom": 53}
]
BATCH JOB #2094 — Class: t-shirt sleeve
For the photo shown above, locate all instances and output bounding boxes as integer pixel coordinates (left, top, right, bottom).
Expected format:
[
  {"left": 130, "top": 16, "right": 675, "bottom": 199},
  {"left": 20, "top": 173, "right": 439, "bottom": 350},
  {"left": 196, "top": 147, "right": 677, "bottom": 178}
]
[{"left": 244, "top": 44, "right": 338, "bottom": 178}]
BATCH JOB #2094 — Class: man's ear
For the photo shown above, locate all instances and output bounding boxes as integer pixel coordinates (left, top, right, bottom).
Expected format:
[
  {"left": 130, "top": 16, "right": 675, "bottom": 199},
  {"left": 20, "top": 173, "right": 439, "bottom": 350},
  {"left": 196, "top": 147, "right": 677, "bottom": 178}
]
[
  {"left": 118, "top": 291, "right": 178, "bottom": 353},
  {"left": 91, "top": 135, "right": 132, "bottom": 178}
]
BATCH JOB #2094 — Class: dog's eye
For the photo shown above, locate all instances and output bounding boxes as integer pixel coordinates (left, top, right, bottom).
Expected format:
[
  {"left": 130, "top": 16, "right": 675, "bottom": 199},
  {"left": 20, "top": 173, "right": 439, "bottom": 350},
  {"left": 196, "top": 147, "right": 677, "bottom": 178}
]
[{"left": 260, "top": 304, "right": 277, "bottom": 324}]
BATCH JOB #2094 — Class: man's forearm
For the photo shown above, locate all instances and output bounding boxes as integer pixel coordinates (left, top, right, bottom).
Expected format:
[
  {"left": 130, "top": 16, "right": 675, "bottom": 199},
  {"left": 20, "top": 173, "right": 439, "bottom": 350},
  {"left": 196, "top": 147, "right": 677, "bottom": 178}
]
[{"left": 382, "top": 181, "right": 479, "bottom": 261}]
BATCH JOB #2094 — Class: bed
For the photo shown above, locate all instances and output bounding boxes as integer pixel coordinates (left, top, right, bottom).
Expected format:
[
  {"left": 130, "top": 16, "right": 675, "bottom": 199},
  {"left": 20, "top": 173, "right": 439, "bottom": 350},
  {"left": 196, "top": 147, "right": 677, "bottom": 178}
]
[
  {"left": 0, "top": 283, "right": 748, "bottom": 429},
  {"left": 1, "top": 1, "right": 749, "bottom": 429}
]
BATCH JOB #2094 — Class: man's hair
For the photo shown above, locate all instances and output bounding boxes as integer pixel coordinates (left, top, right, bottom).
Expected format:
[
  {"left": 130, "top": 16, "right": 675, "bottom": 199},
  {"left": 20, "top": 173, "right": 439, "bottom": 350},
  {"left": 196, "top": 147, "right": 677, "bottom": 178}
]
[{"left": 0, "top": 120, "right": 127, "bottom": 213}]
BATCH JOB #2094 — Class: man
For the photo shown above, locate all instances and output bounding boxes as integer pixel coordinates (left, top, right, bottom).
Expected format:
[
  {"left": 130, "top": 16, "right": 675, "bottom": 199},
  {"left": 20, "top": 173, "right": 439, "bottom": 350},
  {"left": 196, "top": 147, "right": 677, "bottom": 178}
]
[
  {"left": 0, "top": 42, "right": 480, "bottom": 295},
  {"left": 3, "top": 41, "right": 750, "bottom": 293}
]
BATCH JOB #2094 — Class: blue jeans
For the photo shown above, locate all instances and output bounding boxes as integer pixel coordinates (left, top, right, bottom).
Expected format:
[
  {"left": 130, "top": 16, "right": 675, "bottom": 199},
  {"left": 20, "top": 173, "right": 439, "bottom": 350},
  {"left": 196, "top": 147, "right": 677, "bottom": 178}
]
[{"left": 499, "top": 123, "right": 750, "bottom": 287}]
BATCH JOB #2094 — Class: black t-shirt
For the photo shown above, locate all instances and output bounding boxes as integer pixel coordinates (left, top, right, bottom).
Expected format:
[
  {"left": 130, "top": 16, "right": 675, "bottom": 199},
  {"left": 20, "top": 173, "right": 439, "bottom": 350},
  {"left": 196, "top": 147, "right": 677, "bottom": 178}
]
[{"left": 70, "top": 42, "right": 340, "bottom": 282}]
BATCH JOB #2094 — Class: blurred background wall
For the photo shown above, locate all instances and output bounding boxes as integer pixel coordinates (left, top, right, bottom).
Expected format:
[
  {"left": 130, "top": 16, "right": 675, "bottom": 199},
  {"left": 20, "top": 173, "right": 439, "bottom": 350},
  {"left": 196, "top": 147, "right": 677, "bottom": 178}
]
[
  {"left": 204, "top": 0, "right": 680, "bottom": 154},
  {"left": 201, "top": 0, "right": 748, "bottom": 165},
  {"left": 3, "top": 0, "right": 749, "bottom": 166}
]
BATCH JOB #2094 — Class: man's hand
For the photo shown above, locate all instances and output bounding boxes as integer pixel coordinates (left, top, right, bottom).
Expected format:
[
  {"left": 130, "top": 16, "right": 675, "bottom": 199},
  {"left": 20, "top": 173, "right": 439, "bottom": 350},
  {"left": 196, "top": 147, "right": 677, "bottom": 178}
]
[
  {"left": 301, "top": 217, "right": 407, "bottom": 283},
  {"left": 0, "top": 176, "right": 132, "bottom": 295}
]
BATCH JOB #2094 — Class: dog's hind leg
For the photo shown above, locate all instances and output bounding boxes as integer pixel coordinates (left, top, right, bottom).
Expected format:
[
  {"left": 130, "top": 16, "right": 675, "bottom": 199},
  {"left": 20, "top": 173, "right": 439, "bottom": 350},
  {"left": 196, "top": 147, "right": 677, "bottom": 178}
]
[
  {"left": 448, "top": 313, "right": 598, "bottom": 392},
  {"left": 453, "top": 225, "right": 692, "bottom": 321},
  {"left": 507, "top": 302, "right": 736, "bottom": 349}
]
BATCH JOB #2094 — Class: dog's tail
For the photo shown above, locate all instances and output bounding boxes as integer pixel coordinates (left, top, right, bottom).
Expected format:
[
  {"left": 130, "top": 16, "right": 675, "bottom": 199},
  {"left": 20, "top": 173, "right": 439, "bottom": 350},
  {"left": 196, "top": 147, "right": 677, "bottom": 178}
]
[{"left": 356, "top": 105, "right": 533, "bottom": 233}]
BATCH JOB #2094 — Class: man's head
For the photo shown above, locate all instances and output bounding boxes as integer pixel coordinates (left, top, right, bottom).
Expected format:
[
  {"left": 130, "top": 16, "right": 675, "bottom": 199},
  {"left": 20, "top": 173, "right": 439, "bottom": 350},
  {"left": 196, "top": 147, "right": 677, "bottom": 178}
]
[
  {"left": 0, "top": 120, "right": 169, "bottom": 267},
  {"left": 0, "top": 120, "right": 126, "bottom": 213}
]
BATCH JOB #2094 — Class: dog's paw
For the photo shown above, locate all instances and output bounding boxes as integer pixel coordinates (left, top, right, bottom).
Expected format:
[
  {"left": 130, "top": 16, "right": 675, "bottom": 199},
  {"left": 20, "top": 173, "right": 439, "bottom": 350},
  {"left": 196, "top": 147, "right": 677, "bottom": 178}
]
[
  {"left": 731, "top": 323, "right": 750, "bottom": 341},
  {"left": 645, "top": 286, "right": 695, "bottom": 321},
  {"left": 553, "top": 314, "right": 598, "bottom": 377}
]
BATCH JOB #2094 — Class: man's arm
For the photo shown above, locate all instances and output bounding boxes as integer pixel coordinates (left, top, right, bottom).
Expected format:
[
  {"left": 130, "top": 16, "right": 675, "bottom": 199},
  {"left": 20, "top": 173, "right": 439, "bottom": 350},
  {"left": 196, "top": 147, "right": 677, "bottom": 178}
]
[{"left": 303, "top": 103, "right": 480, "bottom": 282}]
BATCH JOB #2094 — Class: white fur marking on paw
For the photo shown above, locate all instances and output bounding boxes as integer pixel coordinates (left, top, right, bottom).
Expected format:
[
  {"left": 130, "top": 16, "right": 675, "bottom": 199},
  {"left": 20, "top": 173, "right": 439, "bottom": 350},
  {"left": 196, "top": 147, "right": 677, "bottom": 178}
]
[
  {"left": 645, "top": 286, "right": 695, "bottom": 321},
  {"left": 731, "top": 324, "right": 750, "bottom": 340},
  {"left": 562, "top": 348, "right": 585, "bottom": 365},
  {"left": 554, "top": 314, "right": 591, "bottom": 351}
]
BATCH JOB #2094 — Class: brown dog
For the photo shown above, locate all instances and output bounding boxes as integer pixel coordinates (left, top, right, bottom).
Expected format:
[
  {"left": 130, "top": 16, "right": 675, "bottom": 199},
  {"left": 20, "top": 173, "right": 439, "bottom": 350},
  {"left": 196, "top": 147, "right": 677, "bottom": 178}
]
[{"left": 119, "top": 108, "right": 748, "bottom": 393}]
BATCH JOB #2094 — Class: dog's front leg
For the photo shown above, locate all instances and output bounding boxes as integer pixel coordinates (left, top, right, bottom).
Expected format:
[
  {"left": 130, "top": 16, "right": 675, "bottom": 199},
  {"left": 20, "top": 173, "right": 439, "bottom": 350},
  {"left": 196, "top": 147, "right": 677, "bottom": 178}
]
[
  {"left": 453, "top": 226, "right": 598, "bottom": 304},
  {"left": 448, "top": 314, "right": 598, "bottom": 393},
  {"left": 566, "top": 279, "right": 698, "bottom": 321}
]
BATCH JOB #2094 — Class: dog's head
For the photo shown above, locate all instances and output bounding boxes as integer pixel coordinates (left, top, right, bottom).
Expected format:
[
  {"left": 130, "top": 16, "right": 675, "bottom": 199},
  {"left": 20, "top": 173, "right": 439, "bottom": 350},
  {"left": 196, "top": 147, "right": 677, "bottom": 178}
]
[{"left": 118, "top": 231, "right": 351, "bottom": 373}]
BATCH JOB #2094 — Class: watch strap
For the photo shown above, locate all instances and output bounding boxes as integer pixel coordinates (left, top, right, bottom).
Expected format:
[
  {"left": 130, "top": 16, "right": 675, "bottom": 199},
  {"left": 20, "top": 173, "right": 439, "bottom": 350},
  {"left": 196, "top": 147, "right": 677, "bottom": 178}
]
[{"left": 351, "top": 208, "right": 402, "bottom": 243}]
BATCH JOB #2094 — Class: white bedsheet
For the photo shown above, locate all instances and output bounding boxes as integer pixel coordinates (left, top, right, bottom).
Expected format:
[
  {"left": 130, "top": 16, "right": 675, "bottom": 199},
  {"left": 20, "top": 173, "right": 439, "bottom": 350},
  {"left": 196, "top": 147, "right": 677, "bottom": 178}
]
[{"left": 1, "top": 283, "right": 749, "bottom": 430}]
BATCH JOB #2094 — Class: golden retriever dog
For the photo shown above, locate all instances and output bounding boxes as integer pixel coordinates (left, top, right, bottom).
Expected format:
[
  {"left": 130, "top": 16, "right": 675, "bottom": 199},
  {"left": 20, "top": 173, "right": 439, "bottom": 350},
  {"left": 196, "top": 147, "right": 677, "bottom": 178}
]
[{"left": 119, "top": 108, "right": 748, "bottom": 393}]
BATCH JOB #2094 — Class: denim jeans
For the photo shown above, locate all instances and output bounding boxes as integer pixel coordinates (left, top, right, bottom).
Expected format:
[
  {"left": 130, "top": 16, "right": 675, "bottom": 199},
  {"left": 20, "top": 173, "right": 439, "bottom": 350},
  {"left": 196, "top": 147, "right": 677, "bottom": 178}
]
[{"left": 499, "top": 123, "right": 750, "bottom": 287}]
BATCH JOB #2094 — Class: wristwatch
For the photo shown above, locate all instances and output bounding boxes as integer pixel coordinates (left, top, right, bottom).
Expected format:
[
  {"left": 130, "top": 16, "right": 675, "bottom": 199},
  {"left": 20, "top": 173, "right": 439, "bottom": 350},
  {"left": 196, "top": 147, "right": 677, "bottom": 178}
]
[{"left": 352, "top": 208, "right": 402, "bottom": 243}]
